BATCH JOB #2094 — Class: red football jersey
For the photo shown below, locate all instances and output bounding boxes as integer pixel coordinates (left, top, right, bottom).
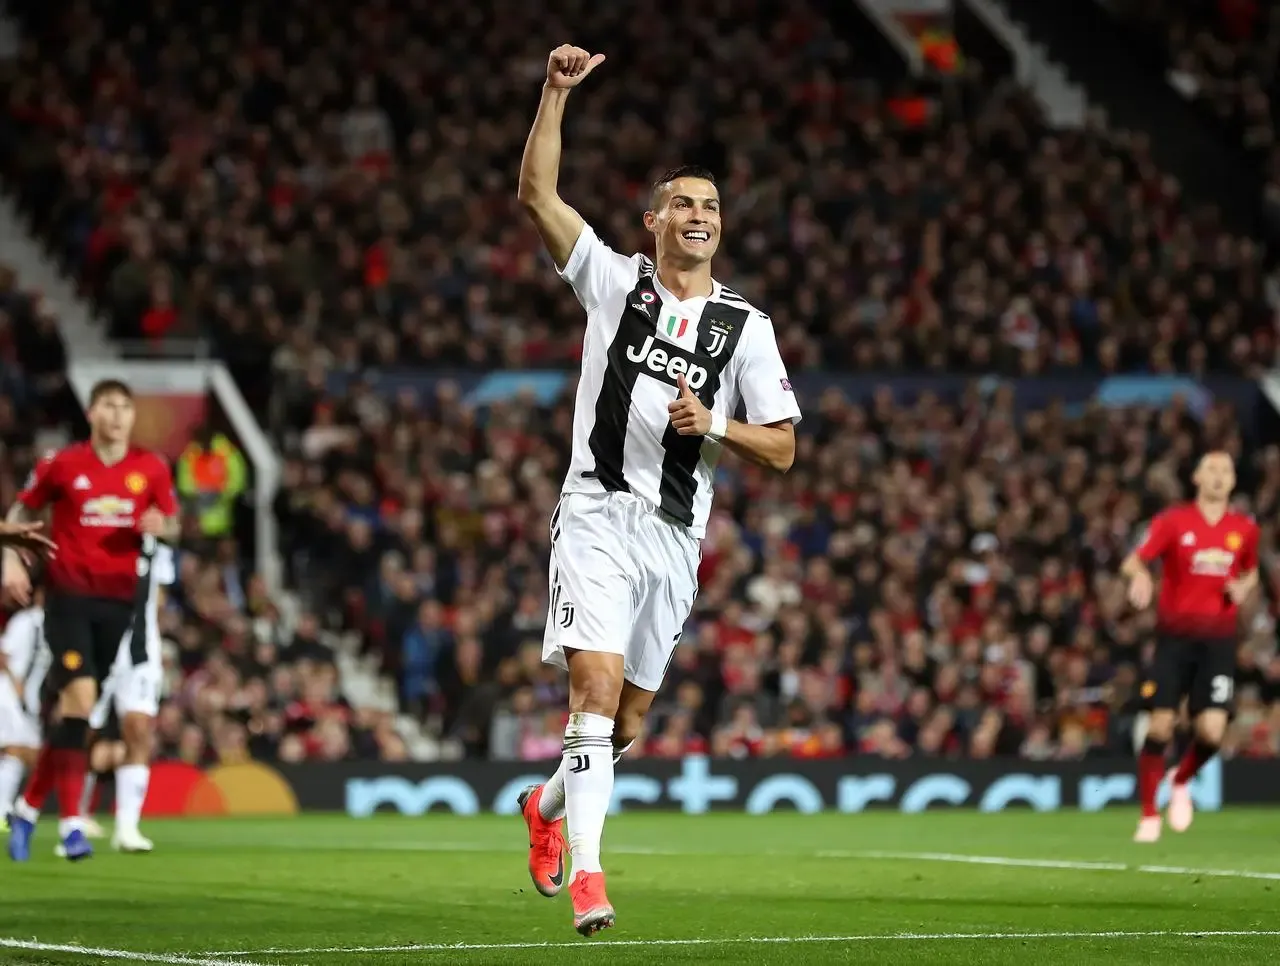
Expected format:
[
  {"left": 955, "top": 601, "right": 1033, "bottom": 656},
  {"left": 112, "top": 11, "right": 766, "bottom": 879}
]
[
  {"left": 18, "top": 443, "right": 178, "bottom": 601},
  {"left": 1135, "top": 502, "right": 1260, "bottom": 637}
]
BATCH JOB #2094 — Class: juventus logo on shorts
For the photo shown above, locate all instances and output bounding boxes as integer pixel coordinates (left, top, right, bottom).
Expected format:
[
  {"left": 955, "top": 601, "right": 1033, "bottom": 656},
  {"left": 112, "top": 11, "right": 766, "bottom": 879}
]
[{"left": 559, "top": 601, "right": 576, "bottom": 629}]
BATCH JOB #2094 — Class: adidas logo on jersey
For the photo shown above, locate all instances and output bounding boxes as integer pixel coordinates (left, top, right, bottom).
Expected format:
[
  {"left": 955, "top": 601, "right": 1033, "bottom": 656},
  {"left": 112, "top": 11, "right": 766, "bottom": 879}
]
[
  {"left": 73, "top": 475, "right": 92, "bottom": 490},
  {"left": 625, "top": 335, "right": 709, "bottom": 390}
]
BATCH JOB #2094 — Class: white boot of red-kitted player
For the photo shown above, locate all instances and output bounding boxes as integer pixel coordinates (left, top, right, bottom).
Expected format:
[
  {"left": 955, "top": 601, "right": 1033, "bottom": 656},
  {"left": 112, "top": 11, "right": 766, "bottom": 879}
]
[
  {"left": 1133, "top": 815, "right": 1162, "bottom": 843},
  {"left": 1166, "top": 768, "right": 1194, "bottom": 833}
]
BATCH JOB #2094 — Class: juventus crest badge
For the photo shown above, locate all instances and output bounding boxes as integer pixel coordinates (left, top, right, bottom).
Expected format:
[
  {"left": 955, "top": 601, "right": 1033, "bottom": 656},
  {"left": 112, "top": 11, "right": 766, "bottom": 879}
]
[{"left": 706, "top": 319, "right": 734, "bottom": 358}]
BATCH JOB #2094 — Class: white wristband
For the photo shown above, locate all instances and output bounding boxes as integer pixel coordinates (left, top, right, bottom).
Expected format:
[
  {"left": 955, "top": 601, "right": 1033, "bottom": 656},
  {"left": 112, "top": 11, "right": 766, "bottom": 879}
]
[{"left": 707, "top": 412, "right": 728, "bottom": 441}]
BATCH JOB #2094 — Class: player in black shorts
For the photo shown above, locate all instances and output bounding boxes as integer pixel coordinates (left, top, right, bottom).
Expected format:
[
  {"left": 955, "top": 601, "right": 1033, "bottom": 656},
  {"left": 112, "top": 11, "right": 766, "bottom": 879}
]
[
  {"left": 1121, "top": 452, "right": 1259, "bottom": 842},
  {"left": 4, "top": 380, "right": 178, "bottom": 862}
]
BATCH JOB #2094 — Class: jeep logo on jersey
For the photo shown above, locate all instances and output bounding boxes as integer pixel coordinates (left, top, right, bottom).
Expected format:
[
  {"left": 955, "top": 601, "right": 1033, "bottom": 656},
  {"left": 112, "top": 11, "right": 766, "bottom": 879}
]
[{"left": 624, "top": 335, "right": 708, "bottom": 390}]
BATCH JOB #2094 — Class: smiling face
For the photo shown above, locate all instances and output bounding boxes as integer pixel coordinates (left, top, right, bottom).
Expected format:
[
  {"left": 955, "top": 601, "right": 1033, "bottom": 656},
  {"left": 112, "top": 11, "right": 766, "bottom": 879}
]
[{"left": 644, "top": 175, "right": 721, "bottom": 268}]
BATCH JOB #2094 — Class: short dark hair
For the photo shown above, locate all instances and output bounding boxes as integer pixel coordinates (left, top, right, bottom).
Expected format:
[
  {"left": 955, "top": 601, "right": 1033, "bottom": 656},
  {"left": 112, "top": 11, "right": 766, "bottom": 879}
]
[
  {"left": 88, "top": 379, "right": 133, "bottom": 406},
  {"left": 650, "top": 165, "right": 718, "bottom": 210}
]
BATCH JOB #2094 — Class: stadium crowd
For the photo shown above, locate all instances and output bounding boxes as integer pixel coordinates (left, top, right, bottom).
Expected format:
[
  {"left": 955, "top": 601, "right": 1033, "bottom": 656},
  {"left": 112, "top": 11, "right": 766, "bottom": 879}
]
[
  {"left": 2, "top": 0, "right": 1280, "bottom": 764},
  {"left": 5, "top": 0, "right": 1280, "bottom": 378},
  {"left": 1112, "top": 0, "right": 1280, "bottom": 241}
]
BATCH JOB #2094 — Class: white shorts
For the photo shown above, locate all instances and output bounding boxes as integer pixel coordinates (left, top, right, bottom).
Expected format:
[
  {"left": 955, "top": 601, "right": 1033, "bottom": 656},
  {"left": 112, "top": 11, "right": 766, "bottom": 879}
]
[
  {"left": 89, "top": 635, "right": 162, "bottom": 730},
  {"left": 0, "top": 691, "right": 40, "bottom": 749},
  {"left": 542, "top": 491, "right": 700, "bottom": 692}
]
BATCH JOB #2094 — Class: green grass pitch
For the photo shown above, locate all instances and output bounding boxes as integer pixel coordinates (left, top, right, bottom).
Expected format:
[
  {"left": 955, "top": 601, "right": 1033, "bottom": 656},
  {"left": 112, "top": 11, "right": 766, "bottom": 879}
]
[{"left": 3, "top": 810, "right": 1279, "bottom": 965}]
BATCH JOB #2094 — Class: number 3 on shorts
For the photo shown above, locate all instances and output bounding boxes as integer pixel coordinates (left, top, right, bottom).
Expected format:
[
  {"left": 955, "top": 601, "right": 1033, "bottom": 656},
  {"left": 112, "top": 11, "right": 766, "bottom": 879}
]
[{"left": 1210, "top": 674, "right": 1233, "bottom": 705}]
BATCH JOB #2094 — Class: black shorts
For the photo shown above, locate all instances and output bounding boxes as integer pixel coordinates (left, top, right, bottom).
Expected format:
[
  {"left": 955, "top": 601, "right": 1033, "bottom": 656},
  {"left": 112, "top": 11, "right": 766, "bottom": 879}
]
[
  {"left": 1145, "top": 635, "right": 1237, "bottom": 715},
  {"left": 42, "top": 592, "right": 135, "bottom": 691},
  {"left": 93, "top": 709, "right": 122, "bottom": 744}
]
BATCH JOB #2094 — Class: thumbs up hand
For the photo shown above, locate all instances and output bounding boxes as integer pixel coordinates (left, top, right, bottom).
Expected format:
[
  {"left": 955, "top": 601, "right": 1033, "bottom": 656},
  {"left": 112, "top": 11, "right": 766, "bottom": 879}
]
[{"left": 668, "top": 374, "right": 712, "bottom": 436}]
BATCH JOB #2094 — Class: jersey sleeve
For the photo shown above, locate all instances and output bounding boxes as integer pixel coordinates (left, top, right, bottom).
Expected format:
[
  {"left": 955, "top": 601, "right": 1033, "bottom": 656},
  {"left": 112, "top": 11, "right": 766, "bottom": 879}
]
[
  {"left": 1240, "top": 522, "right": 1261, "bottom": 571},
  {"left": 1134, "top": 512, "right": 1173, "bottom": 563},
  {"left": 556, "top": 223, "right": 640, "bottom": 313},
  {"left": 16, "top": 451, "right": 61, "bottom": 510},
  {"left": 151, "top": 455, "right": 179, "bottom": 516},
  {"left": 735, "top": 315, "right": 803, "bottom": 426}
]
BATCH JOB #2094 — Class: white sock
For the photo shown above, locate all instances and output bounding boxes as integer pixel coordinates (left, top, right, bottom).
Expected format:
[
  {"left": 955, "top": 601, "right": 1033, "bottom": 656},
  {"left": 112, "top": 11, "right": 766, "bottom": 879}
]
[
  {"left": 11, "top": 795, "right": 38, "bottom": 823},
  {"left": 540, "top": 738, "right": 634, "bottom": 823},
  {"left": 79, "top": 772, "right": 98, "bottom": 817},
  {"left": 115, "top": 764, "right": 150, "bottom": 832},
  {"left": 538, "top": 758, "right": 568, "bottom": 821},
  {"left": 563, "top": 712, "right": 614, "bottom": 876},
  {"left": 0, "top": 755, "right": 24, "bottom": 814},
  {"left": 58, "top": 816, "right": 85, "bottom": 837}
]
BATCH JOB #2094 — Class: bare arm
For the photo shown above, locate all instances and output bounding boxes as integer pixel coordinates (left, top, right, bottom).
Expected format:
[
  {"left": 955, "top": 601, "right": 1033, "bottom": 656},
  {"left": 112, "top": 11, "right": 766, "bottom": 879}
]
[
  {"left": 668, "top": 376, "right": 795, "bottom": 473},
  {"left": 2, "top": 502, "right": 42, "bottom": 572},
  {"left": 1121, "top": 550, "right": 1157, "bottom": 610},
  {"left": 517, "top": 45, "right": 605, "bottom": 270},
  {"left": 1119, "top": 552, "right": 1150, "bottom": 583},
  {"left": 722, "top": 419, "right": 795, "bottom": 473},
  {"left": 1227, "top": 567, "right": 1259, "bottom": 605},
  {"left": 138, "top": 506, "right": 180, "bottom": 543},
  {"left": 158, "top": 516, "right": 181, "bottom": 542},
  {"left": 517, "top": 88, "right": 584, "bottom": 270}
]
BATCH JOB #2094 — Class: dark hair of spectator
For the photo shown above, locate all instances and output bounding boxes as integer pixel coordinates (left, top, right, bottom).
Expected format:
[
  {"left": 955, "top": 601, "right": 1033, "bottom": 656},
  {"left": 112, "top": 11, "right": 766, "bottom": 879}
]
[
  {"left": 89, "top": 379, "right": 134, "bottom": 406},
  {"left": 650, "top": 165, "right": 718, "bottom": 210}
]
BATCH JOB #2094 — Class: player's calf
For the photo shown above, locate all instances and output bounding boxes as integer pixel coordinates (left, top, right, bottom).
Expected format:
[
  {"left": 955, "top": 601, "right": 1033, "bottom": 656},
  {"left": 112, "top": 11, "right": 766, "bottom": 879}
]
[
  {"left": 563, "top": 652, "right": 622, "bottom": 876},
  {"left": 19, "top": 683, "right": 97, "bottom": 861},
  {"left": 0, "top": 745, "right": 34, "bottom": 815},
  {"left": 1167, "top": 711, "right": 1226, "bottom": 833},
  {"left": 1134, "top": 726, "right": 1171, "bottom": 843},
  {"left": 114, "top": 712, "right": 156, "bottom": 850},
  {"left": 536, "top": 725, "right": 640, "bottom": 825}
]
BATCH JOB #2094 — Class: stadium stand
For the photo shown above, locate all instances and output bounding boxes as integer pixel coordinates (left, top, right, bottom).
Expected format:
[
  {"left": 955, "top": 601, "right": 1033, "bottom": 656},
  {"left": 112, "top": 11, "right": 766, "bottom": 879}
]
[
  {"left": 0, "top": 0, "right": 1278, "bottom": 764},
  {"left": 1107, "top": 0, "right": 1280, "bottom": 245}
]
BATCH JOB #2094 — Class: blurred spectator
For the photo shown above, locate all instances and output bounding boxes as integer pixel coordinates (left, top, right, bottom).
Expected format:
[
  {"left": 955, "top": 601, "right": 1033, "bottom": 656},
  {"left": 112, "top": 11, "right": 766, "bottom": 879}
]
[
  {"left": 177, "top": 425, "right": 247, "bottom": 540},
  {"left": 5, "top": 0, "right": 1280, "bottom": 381}
]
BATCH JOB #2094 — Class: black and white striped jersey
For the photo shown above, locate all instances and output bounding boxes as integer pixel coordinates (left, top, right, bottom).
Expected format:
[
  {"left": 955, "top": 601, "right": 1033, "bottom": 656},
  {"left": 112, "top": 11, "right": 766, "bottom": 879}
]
[
  {"left": 0, "top": 607, "right": 49, "bottom": 714},
  {"left": 556, "top": 224, "right": 801, "bottom": 536}
]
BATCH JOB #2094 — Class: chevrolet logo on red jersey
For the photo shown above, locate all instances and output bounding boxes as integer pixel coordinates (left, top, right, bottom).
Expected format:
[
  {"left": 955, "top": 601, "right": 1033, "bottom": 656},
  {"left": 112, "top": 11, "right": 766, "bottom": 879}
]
[{"left": 1190, "top": 548, "right": 1234, "bottom": 577}]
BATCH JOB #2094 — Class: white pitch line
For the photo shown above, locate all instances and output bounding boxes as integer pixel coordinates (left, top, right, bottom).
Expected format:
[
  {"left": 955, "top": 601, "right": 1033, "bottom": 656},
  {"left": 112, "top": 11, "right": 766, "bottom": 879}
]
[
  {"left": 0, "top": 937, "right": 272, "bottom": 966},
  {"left": 817, "top": 849, "right": 1280, "bottom": 882},
  {"left": 1139, "top": 864, "right": 1280, "bottom": 882},
  {"left": 210, "top": 839, "right": 1280, "bottom": 883},
  {"left": 830, "top": 850, "right": 1128, "bottom": 871},
  {"left": 218, "top": 930, "right": 1280, "bottom": 956}
]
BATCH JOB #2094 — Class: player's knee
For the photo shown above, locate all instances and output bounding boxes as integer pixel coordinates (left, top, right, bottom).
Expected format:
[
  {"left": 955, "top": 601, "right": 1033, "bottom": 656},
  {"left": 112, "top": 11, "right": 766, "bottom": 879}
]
[
  {"left": 566, "top": 653, "right": 623, "bottom": 719},
  {"left": 1146, "top": 710, "right": 1176, "bottom": 743},
  {"left": 1195, "top": 710, "right": 1228, "bottom": 747},
  {"left": 59, "top": 676, "right": 97, "bottom": 718},
  {"left": 89, "top": 740, "right": 117, "bottom": 773}
]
